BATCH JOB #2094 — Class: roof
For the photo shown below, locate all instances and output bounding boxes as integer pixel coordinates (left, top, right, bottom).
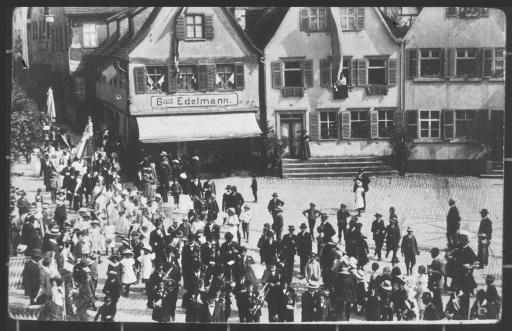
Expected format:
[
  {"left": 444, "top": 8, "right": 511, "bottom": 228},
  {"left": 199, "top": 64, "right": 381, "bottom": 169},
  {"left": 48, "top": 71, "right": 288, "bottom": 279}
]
[
  {"left": 64, "top": 7, "right": 127, "bottom": 16},
  {"left": 378, "top": 7, "right": 417, "bottom": 38},
  {"left": 90, "top": 31, "right": 120, "bottom": 58},
  {"left": 245, "top": 7, "right": 289, "bottom": 50}
]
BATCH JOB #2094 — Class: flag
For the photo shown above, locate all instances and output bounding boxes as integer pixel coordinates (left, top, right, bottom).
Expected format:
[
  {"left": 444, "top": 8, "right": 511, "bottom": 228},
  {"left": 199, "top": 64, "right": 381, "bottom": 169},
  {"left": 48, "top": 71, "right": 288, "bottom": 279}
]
[
  {"left": 157, "top": 74, "right": 165, "bottom": 88},
  {"left": 101, "top": 65, "right": 117, "bottom": 81},
  {"left": 329, "top": 7, "right": 344, "bottom": 82},
  {"left": 228, "top": 72, "right": 235, "bottom": 84},
  {"left": 146, "top": 74, "right": 156, "bottom": 89},
  {"left": 216, "top": 73, "right": 223, "bottom": 85},
  {"left": 46, "top": 87, "right": 56, "bottom": 122}
]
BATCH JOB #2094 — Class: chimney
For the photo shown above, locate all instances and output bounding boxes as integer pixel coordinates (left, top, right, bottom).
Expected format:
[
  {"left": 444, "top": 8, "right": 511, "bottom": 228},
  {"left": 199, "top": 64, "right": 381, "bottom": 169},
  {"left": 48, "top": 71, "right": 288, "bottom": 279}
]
[{"left": 234, "top": 7, "right": 246, "bottom": 30}]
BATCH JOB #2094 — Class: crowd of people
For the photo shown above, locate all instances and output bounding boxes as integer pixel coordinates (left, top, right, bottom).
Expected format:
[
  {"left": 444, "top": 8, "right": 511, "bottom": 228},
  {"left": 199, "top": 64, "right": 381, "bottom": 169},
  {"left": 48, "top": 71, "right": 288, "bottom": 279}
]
[{"left": 9, "top": 124, "right": 501, "bottom": 323}]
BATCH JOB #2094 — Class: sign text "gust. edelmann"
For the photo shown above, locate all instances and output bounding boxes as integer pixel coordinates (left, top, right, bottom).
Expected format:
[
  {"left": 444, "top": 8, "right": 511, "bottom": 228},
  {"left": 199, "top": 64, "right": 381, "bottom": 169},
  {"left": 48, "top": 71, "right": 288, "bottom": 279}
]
[{"left": 151, "top": 93, "right": 238, "bottom": 108}]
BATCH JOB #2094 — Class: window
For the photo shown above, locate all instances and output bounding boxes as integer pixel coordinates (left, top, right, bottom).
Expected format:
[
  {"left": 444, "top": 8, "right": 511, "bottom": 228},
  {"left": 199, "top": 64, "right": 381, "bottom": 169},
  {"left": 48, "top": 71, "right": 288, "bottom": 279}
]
[
  {"left": 455, "top": 110, "right": 476, "bottom": 138},
  {"left": 341, "top": 59, "right": 351, "bottom": 85},
  {"left": 44, "top": 7, "right": 50, "bottom": 15},
  {"left": 351, "top": 110, "right": 368, "bottom": 138},
  {"left": 420, "top": 49, "right": 442, "bottom": 77},
  {"left": 83, "top": 23, "right": 98, "bottom": 48},
  {"left": 340, "top": 7, "right": 357, "bottom": 30},
  {"left": 320, "top": 112, "right": 338, "bottom": 139},
  {"left": 456, "top": 48, "right": 478, "bottom": 77},
  {"left": 300, "top": 8, "right": 328, "bottom": 32},
  {"left": 284, "top": 61, "right": 303, "bottom": 87},
  {"left": 419, "top": 110, "right": 440, "bottom": 138},
  {"left": 378, "top": 110, "right": 394, "bottom": 137},
  {"left": 177, "top": 65, "right": 198, "bottom": 90},
  {"left": 186, "top": 15, "right": 203, "bottom": 38},
  {"left": 74, "top": 76, "right": 85, "bottom": 101},
  {"left": 484, "top": 48, "right": 505, "bottom": 78},
  {"left": 367, "top": 58, "right": 387, "bottom": 85},
  {"left": 215, "top": 64, "right": 235, "bottom": 90},
  {"left": 146, "top": 66, "right": 167, "bottom": 92}
]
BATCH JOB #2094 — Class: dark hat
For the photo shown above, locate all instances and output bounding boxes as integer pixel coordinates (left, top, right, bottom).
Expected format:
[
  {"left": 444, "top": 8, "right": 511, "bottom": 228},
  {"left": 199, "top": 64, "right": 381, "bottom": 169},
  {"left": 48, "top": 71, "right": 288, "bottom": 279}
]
[
  {"left": 339, "top": 203, "right": 347, "bottom": 209},
  {"left": 430, "top": 247, "right": 440, "bottom": 255},
  {"left": 486, "top": 274, "right": 496, "bottom": 282},
  {"left": 80, "top": 257, "right": 93, "bottom": 266},
  {"left": 272, "top": 192, "right": 278, "bottom": 197},
  {"left": 448, "top": 198, "right": 455, "bottom": 204},
  {"left": 480, "top": 208, "right": 489, "bottom": 215},
  {"left": 225, "top": 232, "right": 234, "bottom": 241},
  {"left": 225, "top": 185, "right": 232, "bottom": 190},
  {"left": 266, "top": 230, "right": 274, "bottom": 237},
  {"left": 321, "top": 213, "right": 329, "bottom": 219},
  {"left": 374, "top": 213, "right": 382, "bottom": 218},
  {"left": 31, "top": 248, "right": 43, "bottom": 258},
  {"left": 300, "top": 223, "right": 308, "bottom": 229},
  {"left": 309, "top": 202, "right": 316, "bottom": 207},
  {"left": 288, "top": 225, "right": 295, "bottom": 231},
  {"left": 263, "top": 223, "right": 271, "bottom": 228}
]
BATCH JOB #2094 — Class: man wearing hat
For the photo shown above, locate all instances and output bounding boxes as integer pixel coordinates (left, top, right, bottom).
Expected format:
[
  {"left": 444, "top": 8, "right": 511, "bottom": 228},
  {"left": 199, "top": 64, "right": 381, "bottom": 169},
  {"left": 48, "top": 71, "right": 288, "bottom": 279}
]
[
  {"left": 401, "top": 226, "right": 419, "bottom": 276},
  {"left": 230, "top": 186, "right": 245, "bottom": 217},
  {"left": 333, "top": 257, "right": 356, "bottom": 321},
  {"left": 317, "top": 213, "right": 336, "bottom": 246},
  {"left": 446, "top": 198, "right": 461, "bottom": 249},
  {"left": 301, "top": 280, "right": 321, "bottom": 321},
  {"left": 280, "top": 225, "right": 298, "bottom": 283},
  {"left": 22, "top": 248, "right": 42, "bottom": 304},
  {"left": 261, "top": 263, "right": 284, "bottom": 322},
  {"left": 422, "top": 292, "right": 441, "bottom": 320},
  {"left": 267, "top": 193, "right": 285, "bottom": 241},
  {"left": 156, "top": 151, "right": 171, "bottom": 203},
  {"left": 303, "top": 203, "right": 322, "bottom": 241},
  {"left": 222, "top": 185, "right": 233, "bottom": 213},
  {"left": 477, "top": 208, "right": 492, "bottom": 269},
  {"left": 53, "top": 198, "right": 67, "bottom": 229},
  {"left": 336, "top": 203, "right": 351, "bottom": 243},
  {"left": 485, "top": 274, "right": 501, "bottom": 319},
  {"left": 428, "top": 247, "right": 445, "bottom": 315},
  {"left": 371, "top": 213, "right": 386, "bottom": 261},
  {"left": 17, "top": 190, "right": 31, "bottom": 219},
  {"left": 296, "top": 223, "right": 313, "bottom": 278},
  {"left": 150, "top": 217, "right": 168, "bottom": 265}
]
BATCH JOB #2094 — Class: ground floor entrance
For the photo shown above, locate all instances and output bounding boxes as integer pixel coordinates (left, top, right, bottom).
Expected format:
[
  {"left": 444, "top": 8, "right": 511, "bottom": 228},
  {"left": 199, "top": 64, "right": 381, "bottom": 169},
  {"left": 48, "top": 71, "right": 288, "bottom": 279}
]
[{"left": 279, "top": 113, "right": 304, "bottom": 158}]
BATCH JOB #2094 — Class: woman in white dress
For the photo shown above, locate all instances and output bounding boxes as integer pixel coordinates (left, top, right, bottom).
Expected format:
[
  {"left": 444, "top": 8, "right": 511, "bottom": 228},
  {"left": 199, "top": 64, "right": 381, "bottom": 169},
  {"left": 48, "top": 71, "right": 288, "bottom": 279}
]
[
  {"left": 31, "top": 148, "right": 42, "bottom": 177},
  {"left": 89, "top": 220, "right": 105, "bottom": 263},
  {"left": 225, "top": 208, "right": 241, "bottom": 244},
  {"left": 354, "top": 179, "right": 365, "bottom": 216}
]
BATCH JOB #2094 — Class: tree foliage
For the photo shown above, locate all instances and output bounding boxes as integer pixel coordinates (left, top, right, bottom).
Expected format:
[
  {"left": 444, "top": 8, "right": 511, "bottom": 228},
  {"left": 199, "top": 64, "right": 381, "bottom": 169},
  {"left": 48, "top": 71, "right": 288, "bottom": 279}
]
[{"left": 10, "top": 80, "right": 45, "bottom": 161}]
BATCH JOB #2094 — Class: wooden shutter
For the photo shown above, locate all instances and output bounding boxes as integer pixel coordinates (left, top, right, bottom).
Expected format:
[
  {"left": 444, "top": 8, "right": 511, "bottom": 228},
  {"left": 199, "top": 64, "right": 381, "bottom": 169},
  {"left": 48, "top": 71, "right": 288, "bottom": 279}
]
[
  {"left": 206, "top": 64, "right": 215, "bottom": 91},
  {"left": 394, "top": 110, "right": 405, "bottom": 131},
  {"left": 341, "top": 111, "right": 351, "bottom": 139},
  {"left": 446, "top": 7, "right": 457, "bottom": 17},
  {"left": 204, "top": 14, "right": 214, "bottom": 40},
  {"left": 300, "top": 9, "right": 309, "bottom": 31},
  {"left": 370, "top": 110, "right": 379, "bottom": 139},
  {"left": 271, "top": 61, "right": 282, "bottom": 89},
  {"left": 356, "top": 8, "right": 365, "bottom": 30},
  {"left": 405, "top": 110, "right": 418, "bottom": 138},
  {"left": 387, "top": 59, "right": 397, "bottom": 86},
  {"left": 167, "top": 64, "right": 178, "bottom": 93},
  {"left": 320, "top": 59, "right": 331, "bottom": 87},
  {"left": 483, "top": 48, "right": 493, "bottom": 77},
  {"left": 475, "top": 48, "right": 483, "bottom": 77},
  {"left": 303, "top": 59, "right": 314, "bottom": 88},
  {"left": 447, "top": 48, "right": 456, "bottom": 78},
  {"left": 133, "top": 67, "right": 147, "bottom": 94},
  {"left": 439, "top": 48, "right": 445, "bottom": 77},
  {"left": 176, "top": 16, "right": 185, "bottom": 40},
  {"left": 350, "top": 59, "right": 358, "bottom": 86},
  {"left": 309, "top": 111, "right": 319, "bottom": 140},
  {"left": 197, "top": 65, "right": 208, "bottom": 90},
  {"left": 442, "top": 110, "right": 455, "bottom": 140},
  {"left": 357, "top": 59, "right": 367, "bottom": 86},
  {"left": 234, "top": 62, "right": 245, "bottom": 90},
  {"left": 406, "top": 49, "right": 418, "bottom": 79}
]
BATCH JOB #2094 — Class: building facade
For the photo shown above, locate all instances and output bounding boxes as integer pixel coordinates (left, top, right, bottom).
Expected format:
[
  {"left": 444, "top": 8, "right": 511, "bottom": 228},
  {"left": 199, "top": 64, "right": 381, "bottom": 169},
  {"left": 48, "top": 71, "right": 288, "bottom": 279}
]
[
  {"left": 12, "top": 7, "right": 29, "bottom": 82},
  {"left": 91, "top": 7, "right": 262, "bottom": 170},
  {"left": 403, "top": 7, "right": 505, "bottom": 173},
  {"left": 260, "top": 7, "right": 404, "bottom": 158}
]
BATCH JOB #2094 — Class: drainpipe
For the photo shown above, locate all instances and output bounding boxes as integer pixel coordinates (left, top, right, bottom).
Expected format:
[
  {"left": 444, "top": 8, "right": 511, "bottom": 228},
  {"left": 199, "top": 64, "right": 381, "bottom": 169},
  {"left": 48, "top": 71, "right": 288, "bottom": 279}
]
[
  {"left": 259, "top": 55, "right": 267, "bottom": 160},
  {"left": 400, "top": 39, "right": 406, "bottom": 112}
]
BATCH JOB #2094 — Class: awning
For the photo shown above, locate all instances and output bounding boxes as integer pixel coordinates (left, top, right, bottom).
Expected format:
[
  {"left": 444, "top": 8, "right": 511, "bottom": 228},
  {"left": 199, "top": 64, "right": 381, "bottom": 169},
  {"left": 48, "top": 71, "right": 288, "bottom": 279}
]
[{"left": 136, "top": 112, "right": 262, "bottom": 143}]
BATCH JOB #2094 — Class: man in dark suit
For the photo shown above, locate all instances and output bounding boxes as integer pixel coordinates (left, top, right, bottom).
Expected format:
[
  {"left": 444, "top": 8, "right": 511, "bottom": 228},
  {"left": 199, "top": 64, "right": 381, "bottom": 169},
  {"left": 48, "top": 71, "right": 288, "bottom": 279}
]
[
  {"left": 477, "top": 208, "right": 492, "bottom": 269},
  {"left": 317, "top": 213, "right": 336, "bottom": 246},
  {"left": 22, "top": 248, "right": 42, "bottom": 304},
  {"left": 150, "top": 217, "right": 168, "bottom": 265},
  {"left": 81, "top": 170, "right": 95, "bottom": 205},
  {"left": 296, "top": 223, "right": 312, "bottom": 278},
  {"left": 157, "top": 152, "right": 171, "bottom": 203},
  {"left": 267, "top": 193, "right": 285, "bottom": 241},
  {"left": 345, "top": 217, "right": 362, "bottom": 258},
  {"left": 301, "top": 280, "right": 321, "bottom": 321},
  {"left": 303, "top": 203, "right": 321, "bottom": 241},
  {"left": 204, "top": 218, "right": 220, "bottom": 243},
  {"left": 446, "top": 198, "right": 461, "bottom": 249},
  {"left": 230, "top": 186, "right": 245, "bottom": 217},
  {"left": 279, "top": 225, "right": 297, "bottom": 284},
  {"left": 261, "top": 264, "right": 284, "bottom": 322},
  {"left": 401, "top": 226, "right": 419, "bottom": 275},
  {"left": 353, "top": 168, "right": 370, "bottom": 211},
  {"left": 222, "top": 185, "right": 233, "bottom": 213},
  {"left": 336, "top": 203, "right": 350, "bottom": 243},
  {"left": 422, "top": 292, "right": 441, "bottom": 320},
  {"left": 333, "top": 261, "right": 356, "bottom": 321},
  {"left": 371, "top": 213, "right": 386, "bottom": 261}
]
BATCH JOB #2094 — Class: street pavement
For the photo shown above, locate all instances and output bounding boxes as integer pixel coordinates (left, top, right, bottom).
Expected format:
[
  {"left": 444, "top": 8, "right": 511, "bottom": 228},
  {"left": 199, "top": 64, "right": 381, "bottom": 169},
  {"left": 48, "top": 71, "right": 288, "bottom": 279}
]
[{"left": 9, "top": 161, "right": 503, "bottom": 322}]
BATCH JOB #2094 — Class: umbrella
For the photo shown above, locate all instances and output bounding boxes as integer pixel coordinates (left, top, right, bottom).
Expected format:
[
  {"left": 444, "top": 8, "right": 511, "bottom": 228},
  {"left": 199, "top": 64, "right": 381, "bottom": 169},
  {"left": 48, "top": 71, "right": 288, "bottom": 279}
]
[{"left": 46, "top": 87, "right": 56, "bottom": 123}]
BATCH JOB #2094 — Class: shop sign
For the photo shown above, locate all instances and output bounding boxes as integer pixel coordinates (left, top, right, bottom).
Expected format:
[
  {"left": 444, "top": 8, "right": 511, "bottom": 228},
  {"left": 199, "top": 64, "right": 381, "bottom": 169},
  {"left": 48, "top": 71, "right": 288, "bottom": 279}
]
[{"left": 151, "top": 93, "right": 238, "bottom": 109}]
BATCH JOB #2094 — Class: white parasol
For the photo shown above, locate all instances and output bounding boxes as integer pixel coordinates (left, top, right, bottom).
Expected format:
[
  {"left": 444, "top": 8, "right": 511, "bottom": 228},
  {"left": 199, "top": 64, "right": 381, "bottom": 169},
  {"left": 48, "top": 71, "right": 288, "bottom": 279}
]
[{"left": 46, "top": 87, "right": 56, "bottom": 122}]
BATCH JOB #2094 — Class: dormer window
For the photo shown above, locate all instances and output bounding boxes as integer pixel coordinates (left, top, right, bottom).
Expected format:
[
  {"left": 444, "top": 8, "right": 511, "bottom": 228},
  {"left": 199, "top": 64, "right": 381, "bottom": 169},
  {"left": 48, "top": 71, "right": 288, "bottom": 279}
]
[
  {"left": 83, "top": 23, "right": 98, "bottom": 48},
  {"left": 186, "top": 14, "right": 204, "bottom": 39},
  {"left": 299, "top": 8, "right": 328, "bottom": 32}
]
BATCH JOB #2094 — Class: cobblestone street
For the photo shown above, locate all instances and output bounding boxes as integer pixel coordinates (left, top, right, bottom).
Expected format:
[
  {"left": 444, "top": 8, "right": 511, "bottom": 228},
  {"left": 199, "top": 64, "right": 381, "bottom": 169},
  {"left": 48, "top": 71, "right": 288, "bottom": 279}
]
[{"left": 9, "top": 161, "right": 502, "bottom": 322}]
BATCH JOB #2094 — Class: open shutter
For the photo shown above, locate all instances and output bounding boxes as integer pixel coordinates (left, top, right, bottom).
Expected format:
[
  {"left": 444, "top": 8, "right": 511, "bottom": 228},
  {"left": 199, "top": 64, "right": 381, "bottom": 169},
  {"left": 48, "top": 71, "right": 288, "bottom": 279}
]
[
  {"left": 370, "top": 110, "right": 379, "bottom": 139},
  {"left": 475, "top": 48, "right": 483, "bottom": 77},
  {"left": 442, "top": 110, "right": 455, "bottom": 140},
  {"left": 304, "top": 59, "right": 314, "bottom": 88},
  {"left": 309, "top": 111, "right": 319, "bottom": 140},
  {"left": 133, "top": 67, "right": 147, "bottom": 94},
  {"left": 341, "top": 111, "right": 351, "bottom": 139},
  {"left": 356, "top": 8, "right": 365, "bottom": 30},
  {"left": 176, "top": 16, "right": 185, "bottom": 40},
  {"left": 483, "top": 48, "right": 493, "bottom": 77},
  {"left": 204, "top": 14, "right": 214, "bottom": 40},
  {"left": 350, "top": 59, "right": 358, "bottom": 86},
  {"left": 197, "top": 65, "right": 208, "bottom": 90},
  {"left": 234, "top": 62, "right": 245, "bottom": 90},
  {"left": 406, "top": 110, "right": 418, "bottom": 138},
  {"left": 357, "top": 59, "right": 367, "bottom": 86},
  {"left": 300, "top": 9, "right": 309, "bottom": 31},
  {"left": 206, "top": 64, "right": 215, "bottom": 91},
  {"left": 271, "top": 61, "right": 282, "bottom": 89},
  {"left": 439, "top": 48, "right": 445, "bottom": 77},
  {"left": 387, "top": 59, "right": 397, "bottom": 86},
  {"left": 406, "top": 49, "right": 418, "bottom": 79},
  {"left": 320, "top": 59, "right": 331, "bottom": 87},
  {"left": 394, "top": 110, "right": 405, "bottom": 131},
  {"left": 447, "top": 48, "right": 456, "bottom": 78},
  {"left": 167, "top": 64, "right": 178, "bottom": 93}
]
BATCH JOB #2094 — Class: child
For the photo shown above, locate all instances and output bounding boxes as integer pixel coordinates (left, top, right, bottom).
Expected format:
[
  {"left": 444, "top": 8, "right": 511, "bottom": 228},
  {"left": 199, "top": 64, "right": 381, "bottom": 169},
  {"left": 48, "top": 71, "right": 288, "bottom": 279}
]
[
  {"left": 365, "top": 287, "right": 381, "bottom": 321},
  {"left": 107, "top": 255, "right": 122, "bottom": 287},
  {"left": 104, "top": 221, "right": 116, "bottom": 256},
  {"left": 306, "top": 252, "right": 321, "bottom": 282},
  {"left": 470, "top": 289, "right": 488, "bottom": 319},
  {"left": 94, "top": 295, "right": 116, "bottom": 322},
  {"left": 120, "top": 249, "right": 137, "bottom": 297},
  {"left": 138, "top": 244, "right": 155, "bottom": 292},
  {"left": 415, "top": 265, "right": 429, "bottom": 320},
  {"left": 368, "top": 262, "right": 381, "bottom": 291},
  {"left": 239, "top": 204, "right": 251, "bottom": 243},
  {"left": 279, "top": 282, "right": 296, "bottom": 322},
  {"left": 89, "top": 220, "right": 105, "bottom": 263},
  {"left": 485, "top": 274, "right": 501, "bottom": 319},
  {"left": 81, "top": 229, "right": 92, "bottom": 258},
  {"left": 102, "top": 270, "right": 121, "bottom": 306},
  {"left": 247, "top": 285, "right": 261, "bottom": 322},
  {"left": 250, "top": 177, "right": 258, "bottom": 203},
  {"left": 357, "top": 229, "right": 369, "bottom": 270},
  {"left": 89, "top": 252, "right": 99, "bottom": 297},
  {"left": 391, "top": 276, "right": 408, "bottom": 321}
]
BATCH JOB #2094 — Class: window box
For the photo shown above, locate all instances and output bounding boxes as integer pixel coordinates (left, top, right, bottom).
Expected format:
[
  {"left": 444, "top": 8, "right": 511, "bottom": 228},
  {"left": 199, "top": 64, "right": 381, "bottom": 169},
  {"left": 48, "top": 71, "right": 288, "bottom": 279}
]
[
  {"left": 282, "top": 87, "right": 304, "bottom": 97},
  {"left": 365, "top": 85, "right": 388, "bottom": 96}
]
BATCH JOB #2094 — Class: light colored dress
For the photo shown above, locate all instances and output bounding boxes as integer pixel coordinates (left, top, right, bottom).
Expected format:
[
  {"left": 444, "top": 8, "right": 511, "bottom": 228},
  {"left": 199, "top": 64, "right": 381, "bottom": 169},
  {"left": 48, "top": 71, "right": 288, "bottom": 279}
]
[
  {"left": 415, "top": 273, "right": 429, "bottom": 311},
  {"left": 104, "top": 224, "right": 116, "bottom": 249},
  {"left": 31, "top": 149, "right": 41, "bottom": 177},
  {"left": 120, "top": 257, "right": 137, "bottom": 284},
  {"left": 89, "top": 226, "right": 105, "bottom": 252},
  {"left": 355, "top": 181, "right": 365, "bottom": 210},
  {"left": 138, "top": 252, "right": 155, "bottom": 280},
  {"left": 225, "top": 214, "right": 240, "bottom": 237}
]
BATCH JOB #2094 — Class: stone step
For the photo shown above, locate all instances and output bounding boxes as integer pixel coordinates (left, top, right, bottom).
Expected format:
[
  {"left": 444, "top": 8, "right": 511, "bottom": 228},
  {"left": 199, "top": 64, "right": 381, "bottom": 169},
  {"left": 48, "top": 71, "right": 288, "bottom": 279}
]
[
  {"left": 283, "top": 166, "right": 393, "bottom": 173},
  {"left": 283, "top": 161, "right": 384, "bottom": 167},
  {"left": 282, "top": 156, "right": 382, "bottom": 163},
  {"left": 282, "top": 170, "right": 399, "bottom": 178},
  {"left": 480, "top": 174, "right": 503, "bottom": 179},
  {"left": 491, "top": 169, "right": 504, "bottom": 174}
]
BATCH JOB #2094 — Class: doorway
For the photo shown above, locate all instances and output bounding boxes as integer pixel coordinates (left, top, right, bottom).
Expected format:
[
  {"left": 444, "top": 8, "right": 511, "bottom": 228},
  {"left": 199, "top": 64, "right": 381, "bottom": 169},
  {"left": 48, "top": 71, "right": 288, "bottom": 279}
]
[{"left": 280, "top": 113, "right": 303, "bottom": 158}]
